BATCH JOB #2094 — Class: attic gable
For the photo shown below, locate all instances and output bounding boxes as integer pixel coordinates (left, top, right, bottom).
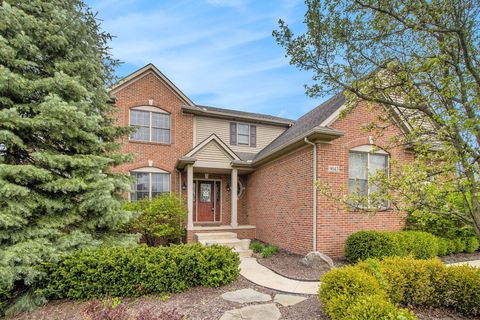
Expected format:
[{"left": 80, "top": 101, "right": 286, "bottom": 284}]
[{"left": 109, "top": 64, "right": 194, "bottom": 106}]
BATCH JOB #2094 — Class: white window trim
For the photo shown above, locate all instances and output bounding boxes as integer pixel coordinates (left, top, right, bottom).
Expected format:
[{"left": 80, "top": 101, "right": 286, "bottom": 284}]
[
  {"left": 129, "top": 107, "right": 171, "bottom": 144},
  {"left": 349, "top": 146, "right": 390, "bottom": 209},
  {"left": 130, "top": 168, "right": 171, "bottom": 201},
  {"left": 237, "top": 123, "right": 250, "bottom": 145}
]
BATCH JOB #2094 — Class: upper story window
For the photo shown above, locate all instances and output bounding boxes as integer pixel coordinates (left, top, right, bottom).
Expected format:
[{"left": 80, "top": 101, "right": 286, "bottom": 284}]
[
  {"left": 130, "top": 107, "right": 170, "bottom": 144},
  {"left": 130, "top": 167, "right": 170, "bottom": 201},
  {"left": 348, "top": 145, "right": 389, "bottom": 208},
  {"left": 230, "top": 122, "right": 256, "bottom": 147}
]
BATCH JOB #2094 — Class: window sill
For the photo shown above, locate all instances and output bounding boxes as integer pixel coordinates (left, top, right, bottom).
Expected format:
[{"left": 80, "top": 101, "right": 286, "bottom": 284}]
[{"left": 128, "top": 139, "right": 171, "bottom": 146}]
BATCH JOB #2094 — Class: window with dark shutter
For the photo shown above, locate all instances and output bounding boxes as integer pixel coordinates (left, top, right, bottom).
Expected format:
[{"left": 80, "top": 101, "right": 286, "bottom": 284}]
[
  {"left": 250, "top": 125, "right": 256, "bottom": 147},
  {"left": 230, "top": 122, "right": 237, "bottom": 145}
]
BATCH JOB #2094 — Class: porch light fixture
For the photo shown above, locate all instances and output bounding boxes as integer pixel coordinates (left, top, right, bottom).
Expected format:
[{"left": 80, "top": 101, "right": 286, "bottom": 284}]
[
  {"left": 182, "top": 182, "right": 187, "bottom": 190},
  {"left": 226, "top": 182, "right": 231, "bottom": 192}
]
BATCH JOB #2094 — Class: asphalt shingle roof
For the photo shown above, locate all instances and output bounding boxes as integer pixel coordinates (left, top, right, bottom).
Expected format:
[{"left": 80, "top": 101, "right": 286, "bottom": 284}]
[
  {"left": 254, "top": 93, "right": 345, "bottom": 161},
  {"left": 194, "top": 104, "right": 295, "bottom": 124}
]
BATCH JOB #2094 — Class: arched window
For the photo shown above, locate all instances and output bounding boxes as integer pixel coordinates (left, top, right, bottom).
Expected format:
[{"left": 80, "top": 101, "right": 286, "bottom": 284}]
[
  {"left": 130, "top": 167, "right": 170, "bottom": 201},
  {"left": 129, "top": 106, "right": 170, "bottom": 144},
  {"left": 348, "top": 145, "right": 389, "bottom": 208}
]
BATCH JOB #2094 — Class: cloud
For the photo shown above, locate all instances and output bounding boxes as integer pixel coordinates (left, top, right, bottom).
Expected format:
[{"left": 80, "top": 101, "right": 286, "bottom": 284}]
[{"left": 88, "top": 0, "right": 323, "bottom": 119}]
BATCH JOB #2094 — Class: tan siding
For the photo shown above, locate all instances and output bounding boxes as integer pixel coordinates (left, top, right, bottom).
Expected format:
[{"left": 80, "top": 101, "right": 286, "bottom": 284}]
[
  {"left": 195, "top": 141, "right": 232, "bottom": 164},
  {"left": 195, "top": 116, "right": 286, "bottom": 153}
]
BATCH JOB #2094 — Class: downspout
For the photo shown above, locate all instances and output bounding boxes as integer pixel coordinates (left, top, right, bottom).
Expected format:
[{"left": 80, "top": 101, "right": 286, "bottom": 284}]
[{"left": 304, "top": 137, "right": 317, "bottom": 252}]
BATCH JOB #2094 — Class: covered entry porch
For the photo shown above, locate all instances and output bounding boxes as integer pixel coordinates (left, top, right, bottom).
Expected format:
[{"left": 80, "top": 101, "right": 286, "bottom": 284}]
[{"left": 176, "top": 134, "right": 256, "bottom": 242}]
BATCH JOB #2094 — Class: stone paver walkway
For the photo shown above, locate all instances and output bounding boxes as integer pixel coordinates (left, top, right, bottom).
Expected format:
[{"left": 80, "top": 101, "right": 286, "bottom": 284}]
[
  {"left": 447, "top": 259, "right": 480, "bottom": 268},
  {"left": 240, "top": 257, "right": 319, "bottom": 295},
  {"left": 221, "top": 288, "right": 271, "bottom": 304},
  {"left": 220, "top": 303, "right": 281, "bottom": 320}
]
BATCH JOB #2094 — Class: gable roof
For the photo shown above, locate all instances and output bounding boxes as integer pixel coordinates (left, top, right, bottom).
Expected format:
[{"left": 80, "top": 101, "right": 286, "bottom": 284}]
[
  {"left": 253, "top": 93, "right": 345, "bottom": 162},
  {"left": 109, "top": 64, "right": 195, "bottom": 106},
  {"left": 185, "top": 134, "right": 240, "bottom": 160},
  {"left": 182, "top": 104, "right": 294, "bottom": 127}
]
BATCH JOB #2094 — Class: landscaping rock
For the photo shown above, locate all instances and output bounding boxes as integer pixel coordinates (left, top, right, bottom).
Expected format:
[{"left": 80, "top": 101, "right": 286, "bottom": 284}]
[
  {"left": 274, "top": 293, "right": 307, "bottom": 306},
  {"left": 221, "top": 288, "right": 272, "bottom": 303},
  {"left": 301, "top": 251, "right": 334, "bottom": 269},
  {"left": 220, "top": 303, "right": 281, "bottom": 320}
]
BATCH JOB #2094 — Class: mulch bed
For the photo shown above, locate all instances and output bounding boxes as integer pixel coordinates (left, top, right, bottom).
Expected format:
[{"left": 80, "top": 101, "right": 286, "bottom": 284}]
[
  {"left": 256, "top": 249, "right": 348, "bottom": 281},
  {"left": 9, "top": 277, "right": 325, "bottom": 320},
  {"left": 413, "top": 306, "right": 474, "bottom": 320},
  {"left": 439, "top": 251, "right": 480, "bottom": 264}
]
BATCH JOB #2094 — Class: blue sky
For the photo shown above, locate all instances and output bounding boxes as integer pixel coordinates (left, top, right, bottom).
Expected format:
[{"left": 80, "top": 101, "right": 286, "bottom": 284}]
[{"left": 87, "top": 0, "right": 327, "bottom": 120}]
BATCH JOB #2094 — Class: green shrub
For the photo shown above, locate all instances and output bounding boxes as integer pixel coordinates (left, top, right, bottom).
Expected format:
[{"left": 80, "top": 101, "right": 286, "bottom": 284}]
[
  {"left": 394, "top": 231, "right": 438, "bottom": 259},
  {"left": 261, "top": 245, "right": 279, "bottom": 258},
  {"left": 453, "top": 238, "right": 467, "bottom": 253},
  {"left": 443, "top": 265, "right": 480, "bottom": 316},
  {"left": 249, "top": 241, "right": 279, "bottom": 258},
  {"left": 343, "top": 294, "right": 416, "bottom": 320},
  {"left": 465, "top": 236, "right": 480, "bottom": 253},
  {"left": 344, "top": 231, "right": 399, "bottom": 263},
  {"left": 319, "top": 266, "right": 384, "bottom": 319},
  {"left": 250, "top": 240, "right": 264, "bottom": 253},
  {"left": 320, "top": 257, "right": 480, "bottom": 319},
  {"left": 445, "top": 239, "right": 457, "bottom": 255},
  {"left": 359, "top": 257, "right": 446, "bottom": 306},
  {"left": 37, "top": 244, "right": 239, "bottom": 300},
  {"left": 124, "top": 193, "right": 187, "bottom": 246},
  {"left": 437, "top": 238, "right": 448, "bottom": 256}
]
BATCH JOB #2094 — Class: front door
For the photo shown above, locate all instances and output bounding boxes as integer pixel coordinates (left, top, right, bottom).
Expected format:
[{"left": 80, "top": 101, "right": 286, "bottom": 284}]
[{"left": 197, "top": 181, "right": 215, "bottom": 221}]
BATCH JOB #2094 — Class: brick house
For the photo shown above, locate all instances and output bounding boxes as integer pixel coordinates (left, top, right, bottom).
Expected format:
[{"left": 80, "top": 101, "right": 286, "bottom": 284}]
[{"left": 110, "top": 64, "right": 413, "bottom": 257}]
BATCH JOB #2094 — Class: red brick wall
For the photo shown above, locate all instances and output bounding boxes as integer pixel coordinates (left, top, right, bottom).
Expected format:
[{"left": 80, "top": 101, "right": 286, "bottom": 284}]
[
  {"left": 245, "top": 147, "right": 314, "bottom": 255},
  {"left": 111, "top": 71, "right": 193, "bottom": 194},
  {"left": 316, "top": 102, "right": 413, "bottom": 256}
]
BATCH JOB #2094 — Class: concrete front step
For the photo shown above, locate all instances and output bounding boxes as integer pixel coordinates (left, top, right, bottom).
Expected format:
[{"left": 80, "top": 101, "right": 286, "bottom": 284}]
[
  {"left": 196, "top": 232, "right": 252, "bottom": 257},
  {"left": 199, "top": 238, "right": 243, "bottom": 250},
  {"left": 195, "top": 232, "right": 238, "bottom": 242}
]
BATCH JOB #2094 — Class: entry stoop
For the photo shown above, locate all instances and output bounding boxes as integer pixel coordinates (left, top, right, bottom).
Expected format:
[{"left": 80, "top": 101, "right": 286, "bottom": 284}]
[{"left": 195, "top": 232, "right": 253, "bottom": 257}]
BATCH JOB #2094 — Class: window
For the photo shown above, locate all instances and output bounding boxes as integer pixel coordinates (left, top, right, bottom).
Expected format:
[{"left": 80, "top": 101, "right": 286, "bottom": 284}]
[
  {"left": 237, "top": 124, "right": 250, "bottom": 145},
  {"left": 130, "top": 171, "right": 170, "bottom": 201},
  {"left": 230, "top": 122, "right": 256, "bottom": 147},
  {"left": 130, "top": 109, "right": 170, "bottom": 143},
  {"left": 348, "top": 146, "right": 388, "bottom": 208}
]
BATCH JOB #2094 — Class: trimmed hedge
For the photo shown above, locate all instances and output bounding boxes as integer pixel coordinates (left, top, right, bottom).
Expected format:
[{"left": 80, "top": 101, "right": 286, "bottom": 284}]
[
  {"left": 37, "top": 244, "right": 239, "bottom": 300},
  {"left": 345, "top": 231, "right": 479, "bottom": 263},
  {"left": 320, "top": 257, "right": 480, "bottom": 319}
]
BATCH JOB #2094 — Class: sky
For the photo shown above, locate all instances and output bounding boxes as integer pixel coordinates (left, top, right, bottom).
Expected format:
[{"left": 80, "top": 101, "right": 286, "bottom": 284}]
[{"left": 87, "top": 0, "right": 327, "bottom": 120}]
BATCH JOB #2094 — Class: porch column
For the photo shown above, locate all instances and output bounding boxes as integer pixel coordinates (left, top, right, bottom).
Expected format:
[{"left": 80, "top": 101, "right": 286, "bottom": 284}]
[
  {"left": 231, "top": 168, "right": 238, "bottom": 228},
  {"left": 187, "top": 165, "right": 194, "bottom": 229}
]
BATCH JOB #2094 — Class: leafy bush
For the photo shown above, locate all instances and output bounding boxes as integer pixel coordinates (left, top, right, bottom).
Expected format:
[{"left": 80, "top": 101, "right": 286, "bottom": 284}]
[
  {"left": 319, "top": 266, "right": 384, "bottom": 319},
  {"left": 394, "top": 231, "right": 438, "bottom": 259},
  {"left": 250, "top": 240, "right": 263, "bottom": 253},
  {"left": 37, "top": 244, "right": 239, "bottom": 300},
  {"left": 344, "top": 231, "right": 398, "bottom": 263},
  {"left": 465, "top": 236, "right": 480, "bottom": 253},
  {"left": 249, "top": 240, "right": 279, "bottom": 258},
  {"left": 320, "top": 257, "right": 480, "bottom": 319},
  {"left": 443, "top": 265, "right": 480, "bottom": 316},
  {"left": 453, "top": 238, "right": 467, "bottom": 253},
  {"left": 261, "top": 245, "right": 279, "bottom": 258},
  {"left": 124, "top": 193, "right": 187, "bottom": 246},
  {"left": 345, "top": 230, "right": 478, "bottom": 262},
  {"left": 343, "top": 294, "right": 416, "bottom": 320}
]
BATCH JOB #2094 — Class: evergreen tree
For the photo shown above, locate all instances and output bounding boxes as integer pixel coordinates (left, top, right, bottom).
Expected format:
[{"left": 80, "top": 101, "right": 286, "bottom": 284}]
[{"left": 0, "top": 0, "right": 136, "bottom": 314}]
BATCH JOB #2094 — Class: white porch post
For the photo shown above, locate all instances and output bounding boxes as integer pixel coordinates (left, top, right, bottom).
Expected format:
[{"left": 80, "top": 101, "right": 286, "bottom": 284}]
[
  {"left": 231, "top": 168, "right": 238, "bottom": 228},
  {"left": 187, "top": 165, "right": 194, "bottom": 229}
]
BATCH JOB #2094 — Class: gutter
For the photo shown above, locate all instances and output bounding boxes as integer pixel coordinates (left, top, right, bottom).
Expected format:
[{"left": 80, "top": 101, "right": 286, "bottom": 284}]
[{"left": 304, "top": 137, "right": 317, "bottom": 252}]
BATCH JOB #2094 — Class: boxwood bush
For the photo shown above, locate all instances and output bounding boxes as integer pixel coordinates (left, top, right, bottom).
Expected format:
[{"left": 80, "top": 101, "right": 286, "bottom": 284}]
[
  {"left": 36, "top": 244, "right": 239, "bottom": 300},
  {"left": 320, "top": 257, "right": 480, "bottom": 319},
  {"left": 345, "top": 231, "right": 479, "bottom": 262}
]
